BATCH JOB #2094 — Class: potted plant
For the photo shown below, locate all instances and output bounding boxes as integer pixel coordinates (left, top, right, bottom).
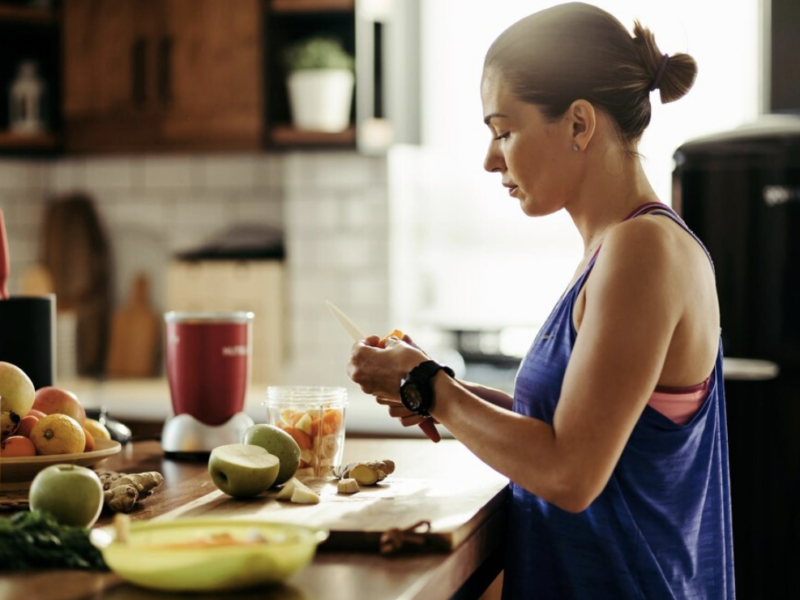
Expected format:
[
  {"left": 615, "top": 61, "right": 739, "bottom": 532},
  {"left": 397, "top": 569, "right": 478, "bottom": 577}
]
[{"left": 282, "top": 37, "right": 355, "bottom": 133}]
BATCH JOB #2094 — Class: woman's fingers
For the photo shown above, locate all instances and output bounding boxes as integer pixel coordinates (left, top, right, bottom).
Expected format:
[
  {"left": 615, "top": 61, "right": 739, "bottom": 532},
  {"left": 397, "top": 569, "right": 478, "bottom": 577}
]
[{"left": 375, "top": 396, "right": 403, "bottom": 407}]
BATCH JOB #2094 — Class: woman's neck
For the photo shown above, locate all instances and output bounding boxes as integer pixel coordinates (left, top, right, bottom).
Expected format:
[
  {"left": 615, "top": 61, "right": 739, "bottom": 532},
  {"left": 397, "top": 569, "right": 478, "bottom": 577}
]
[{"left": 567, "top": 144, "right": 660, "bottom": 255}]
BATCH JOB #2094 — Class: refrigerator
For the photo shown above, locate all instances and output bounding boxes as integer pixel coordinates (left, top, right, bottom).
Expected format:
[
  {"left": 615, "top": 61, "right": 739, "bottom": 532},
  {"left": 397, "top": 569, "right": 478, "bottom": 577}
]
[{"left": 673, "top": 113, "right": 800, "bottom": 600}]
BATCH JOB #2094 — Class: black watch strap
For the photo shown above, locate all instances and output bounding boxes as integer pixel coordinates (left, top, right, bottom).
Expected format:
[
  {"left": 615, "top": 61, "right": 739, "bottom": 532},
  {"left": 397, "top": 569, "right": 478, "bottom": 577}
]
[{"left": 400, "top": 360, "right": 455, "bottom": 416}]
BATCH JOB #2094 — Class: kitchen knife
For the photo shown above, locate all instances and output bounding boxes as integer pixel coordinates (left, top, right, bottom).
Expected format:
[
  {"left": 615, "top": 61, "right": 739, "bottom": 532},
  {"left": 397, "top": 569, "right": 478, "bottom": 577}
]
[
  {"left": 326, "top": 300, "right": 366, "bottom": 341},
  {"left": 325, "top": 300, "right": 441, "bottom": 443}
]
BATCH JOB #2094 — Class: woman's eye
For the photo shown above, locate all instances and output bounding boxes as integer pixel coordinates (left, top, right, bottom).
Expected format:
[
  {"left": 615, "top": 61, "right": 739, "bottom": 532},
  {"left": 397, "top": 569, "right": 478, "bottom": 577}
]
[{"left": 494, "top": 132, "right": 510, "bottom": 141}]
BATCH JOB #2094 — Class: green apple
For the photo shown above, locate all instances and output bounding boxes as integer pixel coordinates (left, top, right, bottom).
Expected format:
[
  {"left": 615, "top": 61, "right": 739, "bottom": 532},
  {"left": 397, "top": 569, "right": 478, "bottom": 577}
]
[
  {"left": 243, "top": 424, "right": 301, "bottom": 486},
  {"left": 208, "top": 444, "right": 280, "bottom": 498},
  {"left": 0, "top": 361, "right": 36, "bottom": 441},
  {"left": 29, "top": 464, "right": 104, "bottom": 528}
]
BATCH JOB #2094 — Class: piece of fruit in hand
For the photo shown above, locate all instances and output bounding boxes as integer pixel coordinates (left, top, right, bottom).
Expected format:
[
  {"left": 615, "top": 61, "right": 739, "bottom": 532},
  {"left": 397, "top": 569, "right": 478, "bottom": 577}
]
[{"left": 378, "top": 329, "right": 404, "bottom": 348}]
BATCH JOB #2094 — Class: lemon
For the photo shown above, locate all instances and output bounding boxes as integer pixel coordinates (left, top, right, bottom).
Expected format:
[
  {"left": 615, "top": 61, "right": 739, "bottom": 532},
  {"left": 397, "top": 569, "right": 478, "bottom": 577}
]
[
  {"left": 84, "top": 418, "right": 112, "bottom": 442},
  {"left": 30, "top": 414, "right": 86, "bottom": 455}
]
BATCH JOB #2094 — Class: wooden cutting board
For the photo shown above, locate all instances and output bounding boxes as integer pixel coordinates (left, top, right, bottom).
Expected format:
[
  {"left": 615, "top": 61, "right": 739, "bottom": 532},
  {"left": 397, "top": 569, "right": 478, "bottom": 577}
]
[
  {"left": 156, "top": 442, "right": 510, "bottom": 553},
  {"left": 105, "top": 272, "right": 160, "bottom": 378}
]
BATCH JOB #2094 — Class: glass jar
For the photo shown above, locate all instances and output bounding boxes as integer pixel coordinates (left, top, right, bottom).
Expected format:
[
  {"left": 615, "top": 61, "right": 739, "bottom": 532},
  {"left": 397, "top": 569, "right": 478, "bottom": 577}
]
[{"left": 264, "top": 386, "right": 347, "bottom": 477}]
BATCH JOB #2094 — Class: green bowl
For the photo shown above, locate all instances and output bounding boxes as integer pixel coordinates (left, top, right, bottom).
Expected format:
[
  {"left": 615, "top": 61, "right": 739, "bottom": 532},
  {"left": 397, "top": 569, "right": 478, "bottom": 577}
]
[{"left": 92, "top": 518, "right": 328, "bottom": 592}]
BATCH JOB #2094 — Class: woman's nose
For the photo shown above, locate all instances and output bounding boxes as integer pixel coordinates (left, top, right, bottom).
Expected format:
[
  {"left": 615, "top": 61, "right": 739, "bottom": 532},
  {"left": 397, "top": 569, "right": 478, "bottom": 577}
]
[{"left": 484, "top": 145, "right": 505, "bottom": 173}]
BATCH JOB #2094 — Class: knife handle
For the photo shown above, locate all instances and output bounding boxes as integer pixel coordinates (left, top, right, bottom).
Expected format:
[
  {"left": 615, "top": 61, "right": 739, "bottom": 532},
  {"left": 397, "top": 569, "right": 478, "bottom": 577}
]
[{"left": 419, "top": 418, "right": 441, "bottom": 443}]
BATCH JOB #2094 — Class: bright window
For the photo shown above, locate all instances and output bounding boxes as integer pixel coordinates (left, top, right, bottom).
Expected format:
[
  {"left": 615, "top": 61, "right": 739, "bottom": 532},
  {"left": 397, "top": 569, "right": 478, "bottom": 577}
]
[{"left": 390, "top": 0, "right": 760, "bottom": 338}]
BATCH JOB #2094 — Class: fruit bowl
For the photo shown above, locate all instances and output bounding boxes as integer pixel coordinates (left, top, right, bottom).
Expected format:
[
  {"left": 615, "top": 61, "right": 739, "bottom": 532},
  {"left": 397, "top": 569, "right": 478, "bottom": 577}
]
[
  {"left": 91, "top": 518, "right": 329, "bottom": 592},
  {"left": 0, "top": 438, "right": 121, "bottom": 487}
]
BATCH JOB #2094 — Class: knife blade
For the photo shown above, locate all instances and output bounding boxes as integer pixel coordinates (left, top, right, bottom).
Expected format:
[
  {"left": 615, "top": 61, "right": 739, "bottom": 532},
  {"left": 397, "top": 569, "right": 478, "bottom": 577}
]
[
  {"left": 325, "top": 300, "right": 441, "bottom": 443},
  {"left": 326, "top": 300, "right": 367, "bottom": 341}
]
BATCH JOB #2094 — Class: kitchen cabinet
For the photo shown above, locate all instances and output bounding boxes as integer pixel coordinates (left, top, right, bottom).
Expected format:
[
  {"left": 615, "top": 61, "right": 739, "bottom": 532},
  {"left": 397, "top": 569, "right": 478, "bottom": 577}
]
[
  {"left": 63, "top": 0, "right": 263, "bottom": 153},
  {"left": 0, "top": 2, "right": 61, "bottom": 154}
]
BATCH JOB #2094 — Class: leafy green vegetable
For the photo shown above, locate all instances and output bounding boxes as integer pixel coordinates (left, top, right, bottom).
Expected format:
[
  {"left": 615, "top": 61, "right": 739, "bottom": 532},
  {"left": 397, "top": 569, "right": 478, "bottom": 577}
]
[
  {"left": 0, "top": 510, "right": 107, "bottom": 570},
  {"left": 282, "top": 37, "right": 354, "bottom": 72}
]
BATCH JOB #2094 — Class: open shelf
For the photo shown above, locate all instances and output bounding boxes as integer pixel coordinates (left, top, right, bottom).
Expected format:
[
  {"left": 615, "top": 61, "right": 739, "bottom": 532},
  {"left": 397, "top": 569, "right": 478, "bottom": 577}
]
[
  {"left": 271, "top": 0, "right": 353, "bottom": 13},
  {"left": 0, "top": 131, "right": 59, "bottom": 151},
  {"left": 270, "top": 124, "right": 355, "bottom": 146},
  {"left": 0, "top": 3, "right": 59, "bottom": 26}
]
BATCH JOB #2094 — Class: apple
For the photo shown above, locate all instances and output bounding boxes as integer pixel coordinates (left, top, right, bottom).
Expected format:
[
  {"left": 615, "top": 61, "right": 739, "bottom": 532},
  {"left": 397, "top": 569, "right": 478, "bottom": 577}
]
[
  {"left": 243, "top": 424, "right": 301, "bottom": 486},
  {"left": 29, "top": 464, "right": 104, "bottom": 528},
  {"left": 208, "top": 444, "right": 280, "bottom": 498},
  {"left": 0, "top": 361, "right": 36, "bottom": 441},
  {"left": 32, "top": 387, "right": 85, "bottom": 425}
]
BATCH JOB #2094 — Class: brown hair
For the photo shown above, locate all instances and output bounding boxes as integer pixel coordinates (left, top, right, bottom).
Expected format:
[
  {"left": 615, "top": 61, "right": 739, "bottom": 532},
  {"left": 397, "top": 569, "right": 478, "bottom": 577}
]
[{"left": 484, "top": 2, "right": 697, "bottom": 146}]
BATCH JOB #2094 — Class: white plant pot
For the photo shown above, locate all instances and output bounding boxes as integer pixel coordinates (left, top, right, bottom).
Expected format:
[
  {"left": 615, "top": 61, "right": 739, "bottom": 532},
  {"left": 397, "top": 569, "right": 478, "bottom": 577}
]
[{"left": 287, "top": 69, "right": 354, "bottom": 132}]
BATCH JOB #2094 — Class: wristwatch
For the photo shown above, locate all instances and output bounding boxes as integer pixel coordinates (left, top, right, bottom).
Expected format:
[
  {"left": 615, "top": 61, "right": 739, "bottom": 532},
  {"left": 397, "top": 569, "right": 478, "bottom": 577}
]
[{"left": 399, "top": 360, "right": 455, "bottom": 416}]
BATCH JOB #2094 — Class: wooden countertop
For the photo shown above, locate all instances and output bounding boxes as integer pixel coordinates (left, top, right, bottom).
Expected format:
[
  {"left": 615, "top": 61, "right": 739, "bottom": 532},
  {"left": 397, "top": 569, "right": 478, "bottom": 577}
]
[{"left": 0, "top": 438, "right": 509, "bottom": 600}]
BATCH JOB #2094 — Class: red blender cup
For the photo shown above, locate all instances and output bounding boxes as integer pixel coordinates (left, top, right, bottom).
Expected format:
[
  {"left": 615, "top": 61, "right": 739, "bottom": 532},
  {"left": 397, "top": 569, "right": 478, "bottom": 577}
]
[{"left": 161, "top": 311, "right": 255, "bottom": 456}]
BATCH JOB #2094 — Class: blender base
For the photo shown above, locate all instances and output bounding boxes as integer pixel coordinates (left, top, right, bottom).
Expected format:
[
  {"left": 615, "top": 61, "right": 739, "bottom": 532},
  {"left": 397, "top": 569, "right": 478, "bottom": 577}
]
[{"left": 161, "top": 412, "right": 254, "bottom": 457}]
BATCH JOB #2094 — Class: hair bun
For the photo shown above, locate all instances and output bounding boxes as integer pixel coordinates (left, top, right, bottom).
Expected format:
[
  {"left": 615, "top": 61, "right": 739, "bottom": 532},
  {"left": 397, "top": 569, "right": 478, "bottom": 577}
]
[{"left": 633, "top": 21, "right": 697, "bottom": 104}]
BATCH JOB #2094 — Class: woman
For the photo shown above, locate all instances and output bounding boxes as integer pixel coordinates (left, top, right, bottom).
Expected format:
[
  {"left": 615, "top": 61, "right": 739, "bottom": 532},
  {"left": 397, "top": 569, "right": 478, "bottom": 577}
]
[{"left": 347, "top": 3, "right": 734, "bottom": 598}]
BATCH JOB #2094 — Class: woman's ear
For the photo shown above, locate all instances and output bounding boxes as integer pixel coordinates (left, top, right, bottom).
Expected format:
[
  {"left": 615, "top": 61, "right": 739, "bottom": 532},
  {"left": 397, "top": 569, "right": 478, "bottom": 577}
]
[{"left": 567, "top": 100, "right": 596, "bottom": 151}]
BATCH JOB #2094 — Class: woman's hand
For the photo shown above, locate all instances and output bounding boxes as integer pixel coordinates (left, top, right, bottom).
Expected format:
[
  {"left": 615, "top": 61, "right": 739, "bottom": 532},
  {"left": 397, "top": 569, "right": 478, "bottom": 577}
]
[
  {"left": 347, "top": 335, "right": 428, "bottom": 401},
  {"left": 348, "top": 333, "right": 443, "bottom": 442},
  {"left": 375, "top": 396, "right": 443, "bottom": 443}
]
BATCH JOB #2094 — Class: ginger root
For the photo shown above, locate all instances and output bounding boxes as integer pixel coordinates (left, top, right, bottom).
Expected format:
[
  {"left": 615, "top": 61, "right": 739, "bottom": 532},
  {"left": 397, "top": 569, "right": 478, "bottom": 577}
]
[
  {"left": 337, "top": 478, "right": 360, "bottom": 494},
  {"left": 341, "top": 460, "right": 395, "bottom": 486},
  {"left": 99, "top": 471, "right": 164, "bottom": 513}
]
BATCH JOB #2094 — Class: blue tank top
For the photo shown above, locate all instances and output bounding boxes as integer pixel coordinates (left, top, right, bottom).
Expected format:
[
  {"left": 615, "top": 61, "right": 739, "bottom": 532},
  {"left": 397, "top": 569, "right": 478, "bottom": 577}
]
[{"left": 503, "top": 203, "right": 735, "bottom": 599}]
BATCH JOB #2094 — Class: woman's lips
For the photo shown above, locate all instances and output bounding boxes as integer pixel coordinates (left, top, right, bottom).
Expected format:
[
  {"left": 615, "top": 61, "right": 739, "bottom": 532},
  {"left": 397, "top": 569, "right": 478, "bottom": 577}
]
[{"left": 507, "top": 186, "right": 519, "bottom": 197}]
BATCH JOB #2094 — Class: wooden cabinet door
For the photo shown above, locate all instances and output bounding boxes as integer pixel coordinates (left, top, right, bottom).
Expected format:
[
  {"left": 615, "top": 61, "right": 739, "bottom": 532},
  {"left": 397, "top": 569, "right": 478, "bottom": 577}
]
[
  {"left": 63, "top": 0, "right": 162, "bottom": 152},
  {"left": 159, "top": 0, "right": 264, "bottom": 150}
]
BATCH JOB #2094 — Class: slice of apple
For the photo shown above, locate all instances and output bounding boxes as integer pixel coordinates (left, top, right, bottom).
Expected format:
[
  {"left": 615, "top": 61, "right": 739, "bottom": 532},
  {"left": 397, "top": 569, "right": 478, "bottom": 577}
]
[
  {"left": 208, "top": 444, "right": 280, "bottom": 498},
  {"left": 275, "top": 477, "right": 320, "bottom": 504}
]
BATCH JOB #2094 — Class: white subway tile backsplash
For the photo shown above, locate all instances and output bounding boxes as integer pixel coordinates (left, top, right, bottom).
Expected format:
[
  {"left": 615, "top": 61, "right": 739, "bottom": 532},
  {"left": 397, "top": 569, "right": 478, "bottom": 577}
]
[
  {"left": 253, "top": 154, "right": 284, "bottom": 189},
  {"left": 1, "top": 152, "right": 391, "bottom": 405},
  {"left": 107, "top": 197, "right": 170, "bottom": 232},
  {"left": 143, "top": 156, "right": 199, "bottom": 189},
  {"left": 203, "top": 155, "right": 256, "bottom": 189},
  {"left": 173, "top": 197, "right": 226, "bottom": 227},
  {"left": 234, "top": 195, "right": 283, "bottom": 226},
  {"left": 0, "top": 160, "right": 39, "bottom": 190},
  {"left": 13, "top": 192, "right": 47, "bottom": 228},
  {"left": 85, "top": 159, "right": 136, "bottom": 190},
  {"left": 51, "top": 159, "right": 86, "bottom": 193}
]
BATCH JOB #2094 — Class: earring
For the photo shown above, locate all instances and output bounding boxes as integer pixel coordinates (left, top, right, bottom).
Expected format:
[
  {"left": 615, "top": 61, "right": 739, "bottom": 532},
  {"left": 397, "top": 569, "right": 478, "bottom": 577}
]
[{"left": 573, "top": 143, "right": 580, "bottom": 152}]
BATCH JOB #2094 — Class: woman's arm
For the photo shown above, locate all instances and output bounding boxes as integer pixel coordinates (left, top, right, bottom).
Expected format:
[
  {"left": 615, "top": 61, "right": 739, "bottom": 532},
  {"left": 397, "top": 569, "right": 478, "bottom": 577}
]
[
  {"left": 454, "top": 381, "right": 514, "bottom": 410},
  {"left": 351, "top": 218, "right": 687, "bottom": 513}
]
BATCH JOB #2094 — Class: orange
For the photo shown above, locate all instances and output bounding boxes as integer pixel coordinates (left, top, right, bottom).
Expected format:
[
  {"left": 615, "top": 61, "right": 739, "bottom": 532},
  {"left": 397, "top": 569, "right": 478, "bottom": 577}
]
[
  {"left": 16, "top": 415, "right": 39, "bottom": 438},
  {"left": 0, "top": 435, "right": 36, "bottom": 457},
  {"left": 30, "top": 414, "right": 86, "bottom": 455},
  {"left": 379, "top": 329, "right": 404, "bottom": 348},
  {"left": 83, "top": 418, "right": 111, "bottom": 442},
  {"left": 83, "top": 428, "right": 96, "bottom": 452}
]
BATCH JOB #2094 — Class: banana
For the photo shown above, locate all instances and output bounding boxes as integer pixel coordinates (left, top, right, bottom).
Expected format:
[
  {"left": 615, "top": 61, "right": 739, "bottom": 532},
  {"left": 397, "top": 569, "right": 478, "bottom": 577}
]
[{"left": 1, "top": 409, "right": 21, "bottom": 440}]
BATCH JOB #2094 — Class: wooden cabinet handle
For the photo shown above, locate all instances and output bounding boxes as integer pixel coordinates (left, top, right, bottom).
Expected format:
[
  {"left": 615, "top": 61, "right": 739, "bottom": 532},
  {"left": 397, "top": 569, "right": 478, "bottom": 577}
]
[
  {"left": 131, "top": 37, "right": 147, "bottom": 107},
  {"left": 158, "top": 36, "right": 173, "bottom": 106}
]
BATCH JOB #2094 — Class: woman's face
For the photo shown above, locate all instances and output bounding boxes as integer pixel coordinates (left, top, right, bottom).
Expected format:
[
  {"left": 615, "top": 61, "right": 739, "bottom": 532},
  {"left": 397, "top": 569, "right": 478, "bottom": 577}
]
[{"left": 481, "top": 70, "right": 578, "bottom": 217}]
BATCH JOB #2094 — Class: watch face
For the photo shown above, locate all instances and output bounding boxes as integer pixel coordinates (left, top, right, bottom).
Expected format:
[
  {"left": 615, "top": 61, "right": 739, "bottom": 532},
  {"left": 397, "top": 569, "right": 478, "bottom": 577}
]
[{"left": 401, "top": 383, "right": 424, "bottom": 411}]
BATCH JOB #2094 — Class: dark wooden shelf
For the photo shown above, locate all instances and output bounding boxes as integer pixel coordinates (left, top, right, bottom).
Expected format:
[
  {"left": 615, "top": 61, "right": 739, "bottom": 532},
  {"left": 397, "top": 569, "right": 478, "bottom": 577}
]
[
  {"left": 0, "top": 3, "right": 59, "bottom": 26},
  {"left": 270, "top": 0, "right": 353, "bottom": 13},
  {"left": 270, "top": 124, "right": 355, "bottom": 146},
  {"left": 0, "top": 131, "right": 59, "bottom": 151}
]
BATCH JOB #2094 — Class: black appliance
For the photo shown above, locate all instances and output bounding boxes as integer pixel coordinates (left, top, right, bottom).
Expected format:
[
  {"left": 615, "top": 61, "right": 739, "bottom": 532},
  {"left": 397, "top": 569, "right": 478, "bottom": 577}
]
[{"left": 674, "top": 114, "right": 800, "bottom": 600}]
